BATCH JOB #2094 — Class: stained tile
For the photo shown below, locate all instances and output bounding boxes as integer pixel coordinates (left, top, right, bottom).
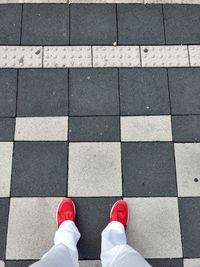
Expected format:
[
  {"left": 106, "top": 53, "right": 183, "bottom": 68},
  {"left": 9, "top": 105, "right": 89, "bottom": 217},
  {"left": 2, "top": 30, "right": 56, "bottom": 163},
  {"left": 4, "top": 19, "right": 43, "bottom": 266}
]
[
  {"left": 0, "top": 70, "right": 17, "bottom": 117},
  {"left": 164, "top": 5, "right": 200, "bottom": 44},
  {"left": 179, "top": 198, "right": 200, "bottom": 258},
  {"left": 17, "top": 69, "right": 68, "bottom": 116},
  {"left": 0, "top": 198, "right": 9, "bottom": 259},
  {"left": 69, "top": 116, "right": 120, "bottom": 142},
  {"left": 69, "top": 69, "right": 119, "bottom": 116},
  {"left": 168, "top": 69, "right": 200, "bottom": 115},
  {"left": 172, "top": 116, "right": 200, "bottom": 142},
  {"left": 0, "top": 119, "right": 15, "bottom": 141},
  {"left": 22, "top": 4, "right": 69, "bottom": 45},
  {"left": 6, "top": 198, "right": 61, "bottom": 259},
  {"left": 0, "top": 5, "right": 22, "bottom": 44},
  {"left": 68, "top": 142, "right": 122, "bottom": 196},
  {"left": 70, "top": 4, "right": 117, "bottom": 45},
  {"left": 119, "top": 69, "right": 170, "bottom": 115},
  {"left": 122, "top": 142, "right": 177, "bottom": 197},
  {"left": 0, "top": 142, "right": 13, "bottom": 197},
  {"left": 125, "top": 197, "right": 182, "bottom": 258},
  {"left": 11, "top": 142, "right": 68, "bottom": 197},
  {"left": 74, "top": 197, "right": 120, "bottom": 259},
  {"left": 118, "top": 4, "right": 165, "bottom": 44},
  {"left": 174, "top": 143, "right": 200, "bottom": 197}
]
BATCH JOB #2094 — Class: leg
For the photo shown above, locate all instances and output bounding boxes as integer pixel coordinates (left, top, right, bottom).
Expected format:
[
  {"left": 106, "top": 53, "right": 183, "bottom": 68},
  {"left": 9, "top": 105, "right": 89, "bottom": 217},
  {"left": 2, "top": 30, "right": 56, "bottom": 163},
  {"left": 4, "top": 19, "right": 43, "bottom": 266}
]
[
  {"left": 101, "top": 200, "right": 151, "bottom": 267},
  {"left": 101, "top": 221, "right": 151, "bottom": 267},
  {"left": 29, "top": 199, "right": 80, "bottom": 267}
]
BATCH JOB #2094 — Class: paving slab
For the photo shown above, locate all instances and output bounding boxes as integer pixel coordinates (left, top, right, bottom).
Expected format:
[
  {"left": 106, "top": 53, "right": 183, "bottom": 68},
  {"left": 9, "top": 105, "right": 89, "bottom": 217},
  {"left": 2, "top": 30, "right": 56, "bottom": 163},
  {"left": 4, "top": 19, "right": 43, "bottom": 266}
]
[
  {"left": 189, "top": 45, "right": 200, "bottom": 66},
  {"left": 0, "top": 199, "right": 9, "bottom": 259},
  {"left": 175, "top": 143, "right": 200, "bottom": 197},
  {"left": 0, "top": 262, "right": 4, "bottom": 267},
  {"left": 0, "top": 142, "right": 13, "bottom": 197},
  {"left": 70, "top": 4, "right": 117, "bottom": 45},
  {"left": 0, "top": 119, "right": 15, "bottom": 141},
  {"left": 125, "top": 197, "right": 182, "bottom": 258},
  {"left": 168, "top": 68, "right": 200, "bottom": 115},
  {"left": 15, "top": 117, "right": 68, "bottom": 141},
  {"left": 43, "top": 46, "right": 92, "bottom": 68},
  {"left": 69, "top": 116, "right": 120, "bottom": 142},
  {"left": 69, "top": 69, "right": 119, "bottom": 116},
  {"left": 68, "top": 142, "right": 122, "bottom": 196},
  {"left": 6, "top": 198, "right": 61, "bottom": 259},
  {"left": 17, "top": 69, "right": 68, "bottom": 116},
  {"left": 164, "top": 5, "right": 200, "bottom": 44},
  {"left": 148, "top": 258, "right": 183, "bottom": 266},
  {"left": 0, "top": 70, "right": 17, "bottom": 117},
  {"left": 121, "top": 116, "right": 172, "bottom": 141},
  {"left": 5, "top": 261, "right": 35, "bottom": 267},
  {"left": 11, "top": 142, "right": 68, "bottom": 197},
  {"left": 118, "top": 4, "right": 165, "bottom": 45},
  {"left": 184, "top": 259, "right": 200, "bottom": 267},
  {"left": 122, "top": 142, "right": 177, "bottom": 197},
  {"left": 79, "top": 261, "right": 101, "bottom": 267},
  {"left": 141, "top": 46, "right": 189, "bottom": 67},
  {"left": 119, "top": 68, "right": 170, "bottom": 115},
  {"left": 0, "top": 5, "right": 21, "bottom": 45},
  {"left": 93, "top": 46, "right": 140, "bottom": 67},
  {"left": 22, "top": 4, "right": 69, "bottom": 45},
  {"left": 172, "top": 115, "right": 200, "bottom": 142},
  {"left": 179, "top": 198, "right": 200, "bottom": 258}
]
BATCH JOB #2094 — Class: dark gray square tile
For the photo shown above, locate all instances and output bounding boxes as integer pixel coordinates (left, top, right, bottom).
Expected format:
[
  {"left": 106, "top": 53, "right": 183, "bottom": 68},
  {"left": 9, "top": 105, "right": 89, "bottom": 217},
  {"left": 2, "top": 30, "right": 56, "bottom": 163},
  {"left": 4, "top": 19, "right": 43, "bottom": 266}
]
[
  {"left": 122, "top": 142, "right": 177, "bottom": 197},
  {"left": 164, "top": 5, "right": 200, "bottom": 44},
  {"left": 22, "top": 4, "right": 69, "bottom": 45},
  {"left": 172, "top": 115, "right": 200, "bottom": 142},
  {"left": 6, "top": 261, "right": 36, "bottom": 267},
  {"left": 69, "top": 116, "right": 120, "bottom": 142},
  {"left": 0, "top": 70, "right": 17, "bottom": 117},
  {"left": 70, "top": 4, "right": 117, "bottom": 45},
  {"left": 0, "top": 5, "right": 22, "bottom": 45},
  {"left": 119, "top": 68, "right": 170, "bottom": 115},
  {"left": 148, "top": 258, "right": 183, "bottom": 267},
  {"left": 69, "top": 69, "right": 119, "bottom": 116},
  {"left": 118, "top": 4, "right": 165, "bottom": 45},
  {"left": 0, "top": 118, "right": 15, "bottom": 141},
  {"left": 0, "top": 198, "right": 9, "bottom": 259},
  {"left": 11, "top": 142, "right": 68, "bottom": 197},
  {"left": 74, "top": 197, "right": 120, "bottom": 259},
  {"left": 179, "top": 198, "right": 200, "bottom": 257},
  {"left": 17, "top": 69, "right": 68, "bottom": 116},
  {"left": 168, "top": 69, "right": 200, "bottom": 115}
]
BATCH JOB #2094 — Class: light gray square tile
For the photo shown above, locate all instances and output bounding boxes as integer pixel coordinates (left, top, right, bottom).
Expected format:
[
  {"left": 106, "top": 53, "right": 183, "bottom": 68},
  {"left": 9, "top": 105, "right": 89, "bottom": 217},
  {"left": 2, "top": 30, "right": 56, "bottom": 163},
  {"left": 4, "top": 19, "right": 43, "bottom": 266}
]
[
  {"left": 121, "top": 116, "right": 172, "bottom": 141},
  {"left": 6, "top": 198, "right": 62, "bottom": 259},
  {"left": 184, "top": 259, "right": 200, "bottom": 267},
  {"left": 68, "top": 142, "right": 122, "bottom": 197},
  {"left": 0, "top": 142, "right": 13, "bottom": 197},
  {"left": 125, "top": 197, "right": 182, "bottom": 258},
  {"left": 15, "top": 117, "right": 68, "bottom": 141},
  {"left": 79, "top": 261, "right": 101, "bottom": 267},
  {"left": 175, "top": 144, "right": 200, "bottom": 197},
  {"left": 0, "top": 261, "right": 4, "bottom": 267}
]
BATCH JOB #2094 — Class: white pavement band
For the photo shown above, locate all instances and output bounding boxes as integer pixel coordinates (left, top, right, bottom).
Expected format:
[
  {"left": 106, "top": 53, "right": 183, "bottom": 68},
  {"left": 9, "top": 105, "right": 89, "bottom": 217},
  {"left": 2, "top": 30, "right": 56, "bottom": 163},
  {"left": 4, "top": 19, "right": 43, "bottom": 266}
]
[
  {"left": 1, "top": 0, "right": 200, "bottom": 4},
  {"left": 0, "top": 45, "right": 200, "bottom": 68}
]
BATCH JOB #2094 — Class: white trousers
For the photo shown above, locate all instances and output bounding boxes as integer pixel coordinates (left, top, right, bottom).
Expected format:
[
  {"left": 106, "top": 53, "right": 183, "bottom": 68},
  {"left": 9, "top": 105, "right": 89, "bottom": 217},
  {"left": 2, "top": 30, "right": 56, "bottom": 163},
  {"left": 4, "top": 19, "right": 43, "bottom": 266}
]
[{"left": 30, "top": 220, "right": 151, "bottom": 267}]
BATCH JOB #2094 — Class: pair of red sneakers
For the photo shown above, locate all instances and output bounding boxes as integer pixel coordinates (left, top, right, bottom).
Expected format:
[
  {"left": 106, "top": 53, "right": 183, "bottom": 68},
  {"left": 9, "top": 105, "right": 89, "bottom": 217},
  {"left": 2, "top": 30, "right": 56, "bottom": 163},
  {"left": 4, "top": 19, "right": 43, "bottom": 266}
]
[{"left": 57, "top": 198, "right": 129, "bottom": 230}]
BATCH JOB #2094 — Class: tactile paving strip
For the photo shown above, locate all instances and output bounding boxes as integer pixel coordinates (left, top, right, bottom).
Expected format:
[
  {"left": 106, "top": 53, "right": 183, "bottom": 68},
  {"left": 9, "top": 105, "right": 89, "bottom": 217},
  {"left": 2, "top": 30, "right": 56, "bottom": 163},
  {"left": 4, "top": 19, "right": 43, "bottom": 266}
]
[
  {"left": 141, "top": 46, "right": 189, "bottom": 67},
  {"left": 43, "top": 46, "right": 92, "bottom": 68},
  {"left": 0, "top": 46, "right": 42, "bottom": 68},
  {"left": 188, "top": 45, "right": 200, "bottom": 67},
  {"left": 93, "top": 46, "right": 141, "bottom": 67}
]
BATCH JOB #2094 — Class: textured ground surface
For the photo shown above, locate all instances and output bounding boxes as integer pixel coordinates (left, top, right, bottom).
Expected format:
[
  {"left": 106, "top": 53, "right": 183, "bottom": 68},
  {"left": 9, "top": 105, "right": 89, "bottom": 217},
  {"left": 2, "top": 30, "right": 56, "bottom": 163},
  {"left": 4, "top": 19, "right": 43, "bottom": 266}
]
[{"left": 0, "top": 3, "right": 200, "bottom": 267}]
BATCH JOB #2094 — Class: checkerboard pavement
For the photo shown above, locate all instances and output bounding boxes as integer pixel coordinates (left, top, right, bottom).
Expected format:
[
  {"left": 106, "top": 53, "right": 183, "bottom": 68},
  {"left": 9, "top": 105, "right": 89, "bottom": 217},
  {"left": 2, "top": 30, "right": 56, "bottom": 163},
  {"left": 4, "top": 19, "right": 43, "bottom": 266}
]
[{"left": 0, "top": 3, "right": 200, "bottom": 267}]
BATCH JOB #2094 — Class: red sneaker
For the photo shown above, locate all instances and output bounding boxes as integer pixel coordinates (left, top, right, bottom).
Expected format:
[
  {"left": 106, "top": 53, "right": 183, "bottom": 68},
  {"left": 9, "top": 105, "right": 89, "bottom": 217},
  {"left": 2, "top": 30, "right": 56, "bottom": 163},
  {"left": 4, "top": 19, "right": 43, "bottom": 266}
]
[
  {"left": 109, "top": 200, "right": 129, "bottom": 230},
  {"left": 56, "top": 198, "right": 76, "bottom": 228}
]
